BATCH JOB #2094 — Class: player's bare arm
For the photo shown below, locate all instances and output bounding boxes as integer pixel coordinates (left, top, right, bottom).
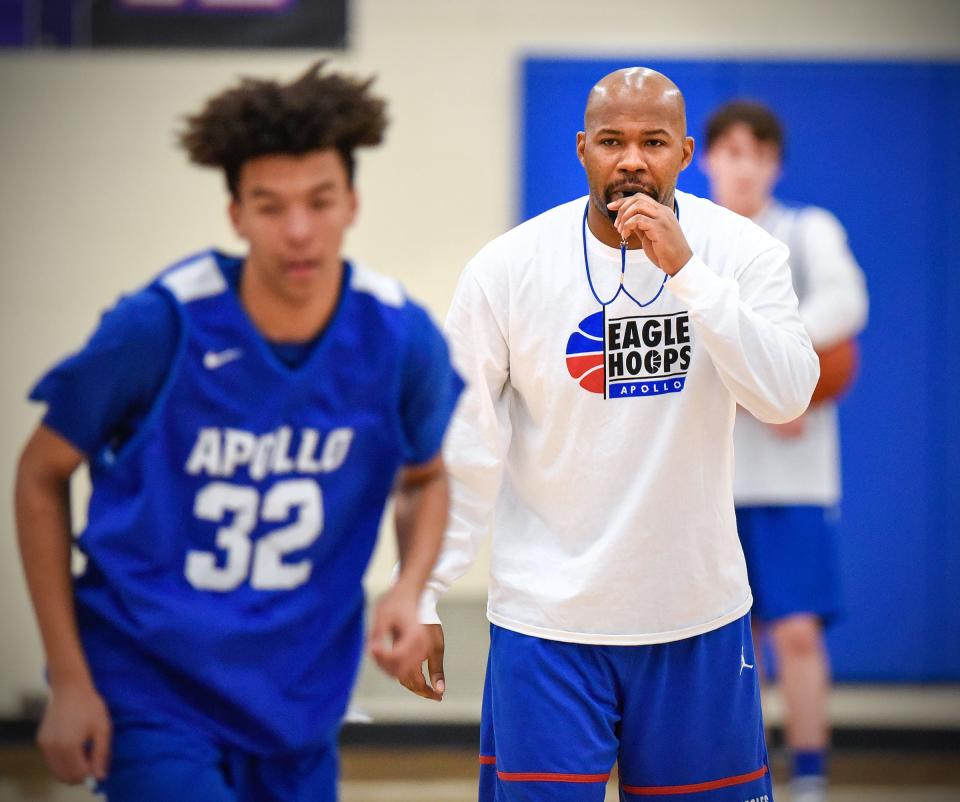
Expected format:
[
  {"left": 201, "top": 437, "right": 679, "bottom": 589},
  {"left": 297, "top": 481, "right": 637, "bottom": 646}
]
[
  {"left": 370, "top": 454, "right": 448, "bottom": 686},
  {"left": 607, "top": 192, "right": 693, "bottom": 276},
  {"left": 15, "top": 425, "right": 112, "bottom": 785}
]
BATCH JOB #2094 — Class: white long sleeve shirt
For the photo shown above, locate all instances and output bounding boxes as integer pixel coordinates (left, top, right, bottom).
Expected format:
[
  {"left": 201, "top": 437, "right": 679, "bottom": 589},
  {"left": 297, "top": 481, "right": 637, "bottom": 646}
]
[
  {"left": 733, "top": 201, "right": 869, "bottom": 507},
  {"left": 425, "top": 191, "right": 819, "bottom": 645}
]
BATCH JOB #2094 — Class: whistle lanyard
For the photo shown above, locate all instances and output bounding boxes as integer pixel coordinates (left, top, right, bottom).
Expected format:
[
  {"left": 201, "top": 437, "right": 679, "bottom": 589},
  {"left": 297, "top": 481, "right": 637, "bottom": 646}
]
[{"left": 581, "top": 201, "right": 670, "bottom": 309}]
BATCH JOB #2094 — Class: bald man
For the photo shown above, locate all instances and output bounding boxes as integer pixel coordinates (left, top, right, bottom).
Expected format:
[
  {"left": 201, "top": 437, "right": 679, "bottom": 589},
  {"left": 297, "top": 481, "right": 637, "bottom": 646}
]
[{"left": 402, "top": 68, "right": 818, "bottom": 801}]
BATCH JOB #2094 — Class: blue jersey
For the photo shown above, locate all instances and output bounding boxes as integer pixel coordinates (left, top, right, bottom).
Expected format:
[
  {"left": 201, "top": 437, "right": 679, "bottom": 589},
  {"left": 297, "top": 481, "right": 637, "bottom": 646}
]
[{"left": 53, "top": 250, "right": 462, "bottom": 755}]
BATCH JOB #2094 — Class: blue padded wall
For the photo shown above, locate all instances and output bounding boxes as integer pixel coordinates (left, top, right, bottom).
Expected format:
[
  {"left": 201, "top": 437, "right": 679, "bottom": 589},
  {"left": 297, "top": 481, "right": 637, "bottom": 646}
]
[{"left": 521, "top": 58, "right": 960, "bottom": 681}]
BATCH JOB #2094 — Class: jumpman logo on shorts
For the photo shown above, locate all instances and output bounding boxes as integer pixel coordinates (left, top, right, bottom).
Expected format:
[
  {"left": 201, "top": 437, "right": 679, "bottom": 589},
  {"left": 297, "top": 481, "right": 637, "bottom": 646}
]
[{"left": 740, "top": 647, "right": 754, "bottom": 675}]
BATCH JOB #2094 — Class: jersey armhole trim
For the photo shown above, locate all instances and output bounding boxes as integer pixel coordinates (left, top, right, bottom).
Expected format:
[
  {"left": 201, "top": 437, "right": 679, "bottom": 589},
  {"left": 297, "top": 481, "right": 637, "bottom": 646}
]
[
  {"left": 390, "top": 302, "right": 418, "bottom": 467},
  {"left": 93, "top": 287, "right": 189, "bottom": 472}
]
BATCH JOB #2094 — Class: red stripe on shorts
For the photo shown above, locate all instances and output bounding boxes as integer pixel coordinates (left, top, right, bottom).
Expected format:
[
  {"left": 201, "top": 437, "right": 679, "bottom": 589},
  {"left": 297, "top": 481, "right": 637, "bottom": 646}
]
[
  {"left": 621, "top": 765, "right": 769, "bottom": 796},
  {"left": 479, "top": 755, "right": 497, "bottom": 765},
  {"left": 498, "top": 770, "right": 611, "bottom": 783}
]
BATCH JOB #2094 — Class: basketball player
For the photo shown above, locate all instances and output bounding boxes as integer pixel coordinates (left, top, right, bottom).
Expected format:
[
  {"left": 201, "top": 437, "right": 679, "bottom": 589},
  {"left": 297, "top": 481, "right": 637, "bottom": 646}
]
[
  {"left": 702, "top": 99, "right": 869, "bottom": 802},
  {"left": 15, "top": 63, "right": 462, "bottom": 801},
  {"left": 399, "top": 67, "right": 818, "bottom": 801}
]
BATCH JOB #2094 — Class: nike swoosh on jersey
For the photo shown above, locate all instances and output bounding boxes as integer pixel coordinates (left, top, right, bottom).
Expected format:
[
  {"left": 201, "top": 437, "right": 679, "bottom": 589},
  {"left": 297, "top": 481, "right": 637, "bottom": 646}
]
[{"left": 203, "top": 348, "right": 244, "bottom": 370}]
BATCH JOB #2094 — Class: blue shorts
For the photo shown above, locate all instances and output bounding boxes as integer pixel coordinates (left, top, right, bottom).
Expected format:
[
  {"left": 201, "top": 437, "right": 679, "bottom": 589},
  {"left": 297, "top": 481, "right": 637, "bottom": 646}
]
[
  {"left": 479, "top": 615, "right": 773, "bottom": 801},
  {"left": 98, "top": 721, "right": 338, "bottom": 802},
  {"left": 735, "top": 505, "right": 843, "bottom": 626}
]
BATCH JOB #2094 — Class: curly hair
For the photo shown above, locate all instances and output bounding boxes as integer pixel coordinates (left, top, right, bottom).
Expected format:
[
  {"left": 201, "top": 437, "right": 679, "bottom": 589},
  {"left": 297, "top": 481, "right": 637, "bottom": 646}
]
[
  {"left": 705, "top": 99, "right": 785, "bottom": 157},
  {"left": 180, "top": 61, "right": 388, "bottom": 197}
]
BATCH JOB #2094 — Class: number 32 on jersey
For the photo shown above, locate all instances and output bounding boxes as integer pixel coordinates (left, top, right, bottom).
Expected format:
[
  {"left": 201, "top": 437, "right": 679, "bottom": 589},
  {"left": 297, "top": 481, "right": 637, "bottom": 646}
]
[{"left": 185, "top": 478, "right": 323, "bottom": 592}]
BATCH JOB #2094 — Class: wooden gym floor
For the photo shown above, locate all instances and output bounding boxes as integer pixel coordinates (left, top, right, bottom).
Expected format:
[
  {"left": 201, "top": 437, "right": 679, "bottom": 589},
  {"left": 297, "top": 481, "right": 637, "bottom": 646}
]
[{"left": 1, "top": 744, "right": 958, "bottom": 801}]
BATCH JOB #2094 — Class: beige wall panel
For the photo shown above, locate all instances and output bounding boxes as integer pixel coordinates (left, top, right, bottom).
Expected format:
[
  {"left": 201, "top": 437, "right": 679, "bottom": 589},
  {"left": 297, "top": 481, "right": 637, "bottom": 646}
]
[{"left": 0, "top": 0, "right": 957, "bottom": 713}]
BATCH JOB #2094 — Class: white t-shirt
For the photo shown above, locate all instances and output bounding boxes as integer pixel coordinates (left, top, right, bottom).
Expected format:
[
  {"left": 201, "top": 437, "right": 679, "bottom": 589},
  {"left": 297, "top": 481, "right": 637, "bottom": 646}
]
[
  {"left": 424, "top": 191, "right": 819, "bottom": 645},
  {"left": 733, "top": 201, "right": 869, "bottom": 507}
]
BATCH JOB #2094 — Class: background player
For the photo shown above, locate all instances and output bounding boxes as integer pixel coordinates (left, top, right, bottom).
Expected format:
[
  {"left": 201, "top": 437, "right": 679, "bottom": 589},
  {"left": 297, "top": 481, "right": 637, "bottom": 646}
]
[
  {"left": 14, "top": 62, "right": 462, "bottom": 801},
  {"left": 401, "top": 67, "right": 818, "bottom": 801},
  {"left": 702, "top": 99, "right": 869, "bottom": 802}
]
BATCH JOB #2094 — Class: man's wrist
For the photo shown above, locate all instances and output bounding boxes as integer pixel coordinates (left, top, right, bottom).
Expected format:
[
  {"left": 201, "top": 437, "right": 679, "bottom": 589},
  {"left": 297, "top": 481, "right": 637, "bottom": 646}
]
[
  {"left": 666, "top": 247, "right": 694, "bottom": 277},
  {"left": 388, "top": 576, "right": 422, "bottom": 603},
  {"left": 47, "top": 663, "right": 95, "bottom": 692}
]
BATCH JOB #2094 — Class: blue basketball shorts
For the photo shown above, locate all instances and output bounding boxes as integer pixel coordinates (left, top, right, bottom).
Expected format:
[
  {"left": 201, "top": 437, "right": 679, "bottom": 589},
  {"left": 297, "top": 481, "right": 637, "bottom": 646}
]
[
  {"left": 97, "top": 720, "right": 338, "bottom": 802},
  {"left": 735, "top": 505, "right": 843, "bottom": 626},
  {"left": 479, "top": 615, "right": 773, "bottom": 801}
]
